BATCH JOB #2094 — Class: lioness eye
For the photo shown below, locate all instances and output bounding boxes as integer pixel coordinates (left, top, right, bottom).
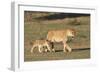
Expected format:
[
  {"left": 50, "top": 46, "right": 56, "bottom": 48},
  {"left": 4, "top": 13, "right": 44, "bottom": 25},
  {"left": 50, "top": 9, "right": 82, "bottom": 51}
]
[
  {"left": 72, "top": 31, "right": 75, "bottom": 35},
  {"left": 72, "top": 31, "right": 74, "bottom": 34}
]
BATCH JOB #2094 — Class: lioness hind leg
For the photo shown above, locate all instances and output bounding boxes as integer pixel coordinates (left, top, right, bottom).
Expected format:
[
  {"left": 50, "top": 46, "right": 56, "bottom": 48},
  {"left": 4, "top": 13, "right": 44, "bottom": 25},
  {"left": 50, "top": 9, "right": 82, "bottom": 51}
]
[
  {"left": 51, "top": 42, "right": 55, "bottom": 52},
  {"left": 44, "top": 44, "right": 51, "bottom": 52}
]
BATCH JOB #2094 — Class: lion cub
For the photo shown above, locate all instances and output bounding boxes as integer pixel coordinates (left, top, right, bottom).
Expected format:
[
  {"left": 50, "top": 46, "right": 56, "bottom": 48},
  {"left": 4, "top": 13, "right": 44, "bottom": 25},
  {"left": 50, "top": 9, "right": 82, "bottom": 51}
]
[{"left": 30, "top": 39, "right": 51, "bottom": 53}]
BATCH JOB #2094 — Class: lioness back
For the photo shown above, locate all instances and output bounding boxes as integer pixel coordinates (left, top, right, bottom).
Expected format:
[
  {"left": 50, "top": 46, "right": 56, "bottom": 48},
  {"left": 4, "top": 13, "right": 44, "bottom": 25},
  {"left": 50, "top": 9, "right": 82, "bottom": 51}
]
[{"left": 47, "top": 30, "right": 68, "bottom": 42}]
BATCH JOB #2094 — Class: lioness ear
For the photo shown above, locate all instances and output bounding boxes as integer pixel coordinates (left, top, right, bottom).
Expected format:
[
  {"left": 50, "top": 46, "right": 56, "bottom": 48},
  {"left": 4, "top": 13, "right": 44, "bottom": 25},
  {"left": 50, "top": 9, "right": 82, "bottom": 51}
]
[
  {"left": 71, "top": 29, "right": 77, "bottom": 35},
  {"left": 73, "top": 29, "right": 77, "bottom": 36}
]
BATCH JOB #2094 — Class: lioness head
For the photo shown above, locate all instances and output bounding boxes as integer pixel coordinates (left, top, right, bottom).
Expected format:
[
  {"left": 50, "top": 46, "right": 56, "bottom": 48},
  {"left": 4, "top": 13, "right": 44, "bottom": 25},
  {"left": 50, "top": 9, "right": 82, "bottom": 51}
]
[{"left": 67, "top": 29, "right": 76, "bottom": 39}]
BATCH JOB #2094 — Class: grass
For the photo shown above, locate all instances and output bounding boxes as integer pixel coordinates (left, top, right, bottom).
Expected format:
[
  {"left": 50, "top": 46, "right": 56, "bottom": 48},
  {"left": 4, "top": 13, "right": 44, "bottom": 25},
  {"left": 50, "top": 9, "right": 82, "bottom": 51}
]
[
  {"left": 24, "top": 12, "right": 90, "bottom": 62},
  {"left": 25, "top": 50, "right": 90, "bottom": 61}
]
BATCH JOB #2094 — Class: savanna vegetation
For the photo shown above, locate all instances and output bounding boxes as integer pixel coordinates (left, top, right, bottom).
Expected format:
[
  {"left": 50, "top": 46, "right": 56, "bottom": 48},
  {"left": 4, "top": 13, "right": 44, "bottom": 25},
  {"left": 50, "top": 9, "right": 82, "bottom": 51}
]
[{"left": 24, "top": 11, "right": 90, "bottom": 61}]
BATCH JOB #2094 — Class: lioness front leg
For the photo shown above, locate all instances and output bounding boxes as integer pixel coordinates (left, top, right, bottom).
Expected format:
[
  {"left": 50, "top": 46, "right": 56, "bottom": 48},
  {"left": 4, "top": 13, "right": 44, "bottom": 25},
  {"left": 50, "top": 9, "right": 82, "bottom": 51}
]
[
  {"left": 63, "top": 42, "right": 67, "bottom": 52},
  {"left": 66, "top": 43, "right": 72, "bottom": 52},
  {"left": 63, "top": 44, "right": 67, "bottom": 52},
  {"left": 63, "top": 41, "right": 72, "bottom": 53}
]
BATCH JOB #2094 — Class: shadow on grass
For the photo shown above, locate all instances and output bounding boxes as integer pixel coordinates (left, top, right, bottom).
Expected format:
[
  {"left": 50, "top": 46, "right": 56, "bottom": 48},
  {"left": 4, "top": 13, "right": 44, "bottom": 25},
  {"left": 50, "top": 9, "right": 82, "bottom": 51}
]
[
  {"left": 55, "top": 48, "right": 90, "bottom": 52},
  {"left": 36, "top": 13, "right": 90, "bottom": 20}
]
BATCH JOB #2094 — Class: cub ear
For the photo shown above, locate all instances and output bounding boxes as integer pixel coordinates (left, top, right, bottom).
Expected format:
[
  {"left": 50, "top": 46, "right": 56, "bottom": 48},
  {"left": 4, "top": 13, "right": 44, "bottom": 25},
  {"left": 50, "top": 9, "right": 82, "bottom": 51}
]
[
  {"left": 46, "top": 39, "right": 52, "bottom": 43},
  {"left": 46, "top": 39, "right": 48, "bottom": 41},
  {"left": 30, "top": 41, "right": 33, "bottom": 45}
]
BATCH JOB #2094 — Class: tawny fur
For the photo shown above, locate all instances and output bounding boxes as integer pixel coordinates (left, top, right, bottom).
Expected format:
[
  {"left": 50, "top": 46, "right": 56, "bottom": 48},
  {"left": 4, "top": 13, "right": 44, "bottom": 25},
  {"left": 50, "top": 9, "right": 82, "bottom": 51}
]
[
  {"left": 30, "top": 39, "right": 51, "bottom": 53},
  {"left": 47, "top": 29, "right": 76, "bottom": 52}
]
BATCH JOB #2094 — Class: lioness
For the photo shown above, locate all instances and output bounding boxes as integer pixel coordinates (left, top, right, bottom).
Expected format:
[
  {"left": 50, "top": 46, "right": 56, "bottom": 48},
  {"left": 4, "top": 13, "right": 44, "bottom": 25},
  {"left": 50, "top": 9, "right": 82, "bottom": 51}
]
[
  {"left": 30, "top": 39, "right": 51, "bottom": 53},
  {"left": 47, "top": 29, "right": 76, "bottom": 52}
]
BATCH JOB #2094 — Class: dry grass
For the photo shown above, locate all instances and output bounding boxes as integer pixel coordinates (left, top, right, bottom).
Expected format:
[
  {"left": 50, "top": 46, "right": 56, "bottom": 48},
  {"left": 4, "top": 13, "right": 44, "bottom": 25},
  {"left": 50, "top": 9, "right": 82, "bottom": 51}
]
[{"left": 24, "top": 12, "right": 90, "bottom": 61}]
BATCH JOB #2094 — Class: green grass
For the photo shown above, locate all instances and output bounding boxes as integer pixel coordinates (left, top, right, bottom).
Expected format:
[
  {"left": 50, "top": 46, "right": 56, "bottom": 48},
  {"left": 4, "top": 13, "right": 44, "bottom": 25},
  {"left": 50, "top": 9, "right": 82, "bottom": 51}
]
[{"left": 24, "top": 12, "right": 90, "bottom": 62}]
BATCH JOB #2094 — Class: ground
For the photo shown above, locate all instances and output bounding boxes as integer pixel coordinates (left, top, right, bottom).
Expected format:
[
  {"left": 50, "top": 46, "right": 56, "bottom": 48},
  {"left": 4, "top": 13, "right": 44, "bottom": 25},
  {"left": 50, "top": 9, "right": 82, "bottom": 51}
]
[
  {"left": 24, "top": 12, "right": 90, "bottom": 62},
  {"left": 24, "top": 47, "right": 90, "bottom": 61}
]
